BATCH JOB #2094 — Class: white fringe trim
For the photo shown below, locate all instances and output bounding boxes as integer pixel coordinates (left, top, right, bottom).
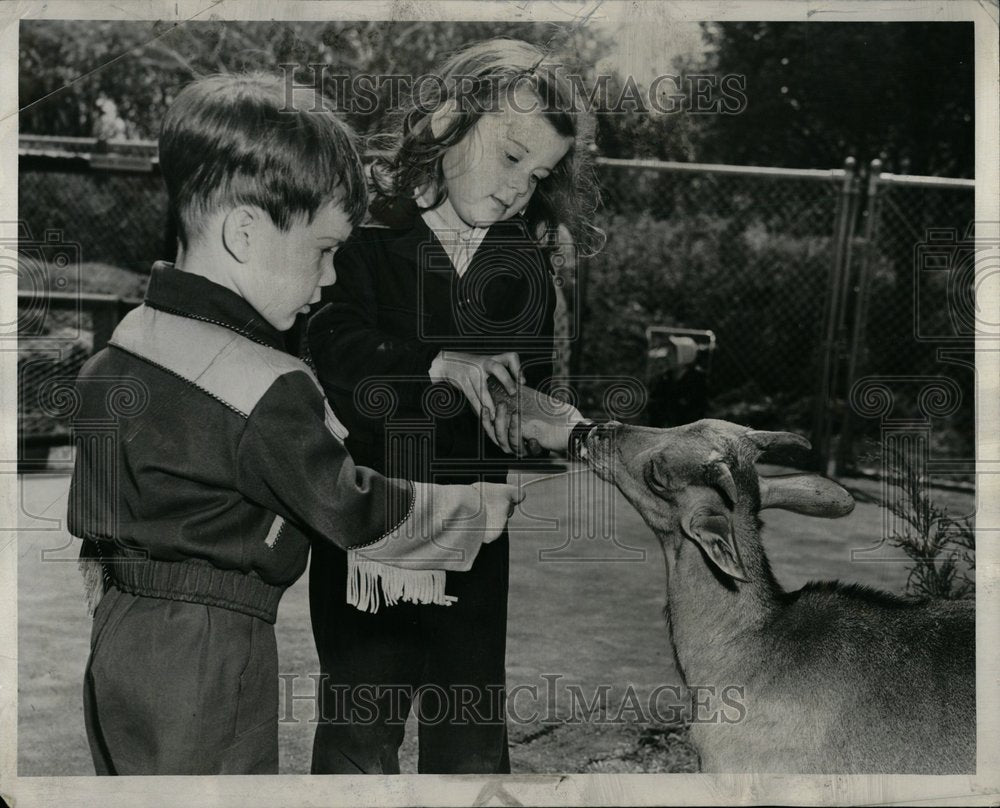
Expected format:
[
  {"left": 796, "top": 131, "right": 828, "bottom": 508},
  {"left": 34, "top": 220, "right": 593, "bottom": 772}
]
[
  {"left": 79, "top": 556, "right": 106, "bottom": 616},
  {"left": 346, "top": 550, "right": 458, "bottom": 614}
]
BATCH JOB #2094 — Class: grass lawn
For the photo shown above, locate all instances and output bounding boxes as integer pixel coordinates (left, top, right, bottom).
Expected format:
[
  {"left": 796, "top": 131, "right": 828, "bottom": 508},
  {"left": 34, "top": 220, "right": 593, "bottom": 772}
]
[{"left": 16, "top": 464, "right": 967, "bottom": 775}]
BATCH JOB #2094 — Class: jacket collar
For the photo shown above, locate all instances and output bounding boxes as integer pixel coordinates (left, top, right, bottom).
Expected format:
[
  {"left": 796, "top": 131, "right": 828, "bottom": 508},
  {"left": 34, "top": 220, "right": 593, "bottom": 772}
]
[
  {"left": 368, "top": 194, "right": 534, "bottom": 263},
  {"left": 143, "top": 262, "right": 287, "bottom": 351},
  {"left": 367, "top": 195, "right": 439, "bottom": 261}
]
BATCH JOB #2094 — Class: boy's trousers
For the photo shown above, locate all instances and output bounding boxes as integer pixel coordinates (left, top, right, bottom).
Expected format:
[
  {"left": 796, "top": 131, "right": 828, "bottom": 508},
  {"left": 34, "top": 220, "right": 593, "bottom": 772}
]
[
  {"left": 309, "top": 530, "right": 510, "bottom": 774},
  {"left": 83, "top": 585, "right": 279, "bottom": 775}
]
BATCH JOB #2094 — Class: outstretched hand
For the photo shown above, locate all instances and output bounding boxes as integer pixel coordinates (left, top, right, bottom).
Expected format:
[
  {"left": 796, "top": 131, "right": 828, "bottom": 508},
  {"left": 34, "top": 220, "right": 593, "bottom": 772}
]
[
  {"left": 486, "top": 377, "right": 587, "bottom": 457},
  {"left": 429, "top": 350, "right": 526, "bottom": 445}
]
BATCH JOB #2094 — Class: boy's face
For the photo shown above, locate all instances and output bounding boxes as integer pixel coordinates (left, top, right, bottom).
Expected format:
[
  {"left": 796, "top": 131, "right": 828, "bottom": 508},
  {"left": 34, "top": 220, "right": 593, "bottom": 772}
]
[
  {"left": 441, "top": 88, "right": 573, "bottom": 229},
  {"left": 245, "top": 199, "right": 353, "bottom": 331}
]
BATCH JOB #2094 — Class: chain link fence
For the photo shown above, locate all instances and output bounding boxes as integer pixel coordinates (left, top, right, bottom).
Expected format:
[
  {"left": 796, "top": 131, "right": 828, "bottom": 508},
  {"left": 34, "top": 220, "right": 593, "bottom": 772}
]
[
  {"left": 838, "top": 168, "right": 976, "bottom": 479},
  {"left": 19, "top": 136, "right": 167, "bottom": 272},
  {"left": 15, "top": 137, "right": 975, "bottom": 477},
  {"left": 579, "top": 160, "right": 847, "bottom": 443}
]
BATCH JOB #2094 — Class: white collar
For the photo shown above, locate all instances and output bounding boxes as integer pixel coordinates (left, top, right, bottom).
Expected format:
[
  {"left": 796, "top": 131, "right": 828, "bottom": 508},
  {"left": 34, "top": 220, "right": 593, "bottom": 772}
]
[{"left": 416, "top": 189, "right": 488, "bottom": 278}]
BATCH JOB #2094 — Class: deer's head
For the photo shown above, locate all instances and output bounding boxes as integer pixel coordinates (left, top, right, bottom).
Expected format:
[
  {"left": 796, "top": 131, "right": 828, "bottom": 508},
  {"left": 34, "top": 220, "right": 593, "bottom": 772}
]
[{"left": 585, "top": 419, "right": 855, "bottom": 581}]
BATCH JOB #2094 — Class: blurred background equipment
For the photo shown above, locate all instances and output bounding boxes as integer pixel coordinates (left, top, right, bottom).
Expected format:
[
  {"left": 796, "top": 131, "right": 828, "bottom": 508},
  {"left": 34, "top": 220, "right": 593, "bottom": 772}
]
[{"left": 644, "top": 327, "right": 715, "bottom": 427}]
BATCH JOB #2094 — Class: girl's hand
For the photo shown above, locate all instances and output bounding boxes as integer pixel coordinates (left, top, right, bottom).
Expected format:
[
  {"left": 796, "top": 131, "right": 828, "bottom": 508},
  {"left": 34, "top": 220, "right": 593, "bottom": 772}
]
[
  {"left": 488, "top": 378, "right": 587, "bottom": 457},
  {"left": 429, "top": 351, "right": 526, "bottom": 446}
]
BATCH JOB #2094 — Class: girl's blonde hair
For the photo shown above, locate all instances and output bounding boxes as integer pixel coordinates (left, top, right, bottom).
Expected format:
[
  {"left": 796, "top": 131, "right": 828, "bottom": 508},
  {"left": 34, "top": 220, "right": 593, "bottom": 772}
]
[{"left": 370, "top": 37, "right": 605, "bottom": 256}]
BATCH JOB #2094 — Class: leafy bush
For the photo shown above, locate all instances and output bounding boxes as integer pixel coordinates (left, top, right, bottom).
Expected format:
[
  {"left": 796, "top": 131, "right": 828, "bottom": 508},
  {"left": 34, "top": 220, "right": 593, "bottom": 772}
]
[
  {"left": 576, "top": 209, "right": 831, "bottom": 430},
  {"left": 882, "top": 446, "right": 975, "bottom": 599}
]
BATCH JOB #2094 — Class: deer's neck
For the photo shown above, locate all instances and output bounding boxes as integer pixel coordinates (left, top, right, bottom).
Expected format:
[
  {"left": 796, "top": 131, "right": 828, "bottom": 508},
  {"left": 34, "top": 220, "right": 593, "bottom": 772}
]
[{"left": 660, "top": 512, "right": 782, "bottom": 685}]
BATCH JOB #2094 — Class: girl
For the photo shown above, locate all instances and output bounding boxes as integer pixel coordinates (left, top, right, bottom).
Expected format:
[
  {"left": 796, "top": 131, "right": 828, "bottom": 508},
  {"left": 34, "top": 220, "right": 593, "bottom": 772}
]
[{"left": 307, "top": 37, "right": 601, "bottom": 774}]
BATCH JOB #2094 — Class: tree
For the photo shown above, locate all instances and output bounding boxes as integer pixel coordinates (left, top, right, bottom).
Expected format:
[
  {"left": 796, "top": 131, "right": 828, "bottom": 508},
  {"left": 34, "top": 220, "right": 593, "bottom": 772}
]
[
  {"left": 697, "top": 22, "right": 974, "bottom": 177},
  {"left": 19, "top": 20, "right": 614, "bottom": 139}
]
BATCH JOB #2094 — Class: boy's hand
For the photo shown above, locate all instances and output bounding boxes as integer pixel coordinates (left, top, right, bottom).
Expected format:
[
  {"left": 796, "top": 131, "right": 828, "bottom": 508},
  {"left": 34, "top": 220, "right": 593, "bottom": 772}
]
[
  {"left": 487, "top": 378, "right": 587, "bottom": 457},
  {"left": 429, "top": 351, "right": 525, "bottom": 445},
  {"left": 470, "top": 481, "right": 525, "bottom": 539},
  {"left": 356, "top": 482, "right": 524, "bottom": 572}
]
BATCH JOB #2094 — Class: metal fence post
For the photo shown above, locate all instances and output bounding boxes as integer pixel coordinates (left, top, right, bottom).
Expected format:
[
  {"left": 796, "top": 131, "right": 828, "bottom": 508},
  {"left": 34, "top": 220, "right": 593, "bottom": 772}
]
[
  {"left": 836, "top": 158, "right": 884, "bottom": 475},
  {"left": 834, "top": 162, "right": 864, "bottom": 350},
  {"left": 812, "top": 157, "right": 857, "bottom": 473}
]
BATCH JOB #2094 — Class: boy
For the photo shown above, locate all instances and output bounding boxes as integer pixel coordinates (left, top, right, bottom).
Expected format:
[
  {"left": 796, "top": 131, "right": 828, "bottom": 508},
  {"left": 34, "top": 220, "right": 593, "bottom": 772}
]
[{"left": 67, "top": 72, "right": 523, "bottom": 776}]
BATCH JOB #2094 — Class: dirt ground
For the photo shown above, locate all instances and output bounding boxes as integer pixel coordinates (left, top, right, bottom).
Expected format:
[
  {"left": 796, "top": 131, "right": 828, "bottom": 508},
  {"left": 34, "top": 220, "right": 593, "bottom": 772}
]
[{"left": 16, "top": 464, "right": 971, "bottom": 775}]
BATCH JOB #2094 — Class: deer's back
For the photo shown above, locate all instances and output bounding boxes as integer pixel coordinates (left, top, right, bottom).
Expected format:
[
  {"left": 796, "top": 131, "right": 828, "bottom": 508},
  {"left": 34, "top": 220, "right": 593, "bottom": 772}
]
[{"left": 695, "top": 585, "right": 975, "bottom": 773}]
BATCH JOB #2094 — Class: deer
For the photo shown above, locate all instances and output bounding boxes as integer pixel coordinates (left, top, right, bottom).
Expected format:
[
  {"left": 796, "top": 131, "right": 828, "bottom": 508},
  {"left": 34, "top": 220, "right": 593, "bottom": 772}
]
[
  {"left": 488, "top": 380, "right": 975, "bottom": 773},
  {"left": 583, "top": 418, "right": 976, "bottom": 773}
]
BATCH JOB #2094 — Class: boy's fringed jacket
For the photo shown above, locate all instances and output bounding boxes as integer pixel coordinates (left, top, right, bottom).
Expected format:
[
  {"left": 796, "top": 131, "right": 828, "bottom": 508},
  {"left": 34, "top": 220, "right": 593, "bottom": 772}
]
[{"left": 68, "top": 264, "right": 494, "bottom": 618}]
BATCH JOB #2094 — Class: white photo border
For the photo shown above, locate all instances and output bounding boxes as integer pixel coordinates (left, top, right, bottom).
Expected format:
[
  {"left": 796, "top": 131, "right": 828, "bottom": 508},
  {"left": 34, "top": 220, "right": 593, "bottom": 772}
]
[{"left": 1, "top": 1, "right": 997, "bottom": 805}]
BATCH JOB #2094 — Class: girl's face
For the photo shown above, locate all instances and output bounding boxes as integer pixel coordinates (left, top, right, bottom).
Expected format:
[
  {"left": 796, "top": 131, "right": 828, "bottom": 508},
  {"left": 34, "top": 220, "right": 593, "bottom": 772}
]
[{"left": 440, "top": 88, "right": 574, "bottom": 228}]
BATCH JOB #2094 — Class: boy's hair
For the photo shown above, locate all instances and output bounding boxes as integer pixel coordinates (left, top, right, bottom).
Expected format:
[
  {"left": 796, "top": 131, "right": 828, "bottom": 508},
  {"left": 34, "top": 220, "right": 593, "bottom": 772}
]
[
  {"left": 370, "top": 38, "right": 605, "bottom": 257},
  {"left": 160, "top": 72, "right": 368, "bottom": 249}
]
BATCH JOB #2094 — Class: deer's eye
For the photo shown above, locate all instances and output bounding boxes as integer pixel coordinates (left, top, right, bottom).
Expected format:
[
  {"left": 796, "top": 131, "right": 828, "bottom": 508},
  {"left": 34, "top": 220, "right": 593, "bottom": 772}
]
[{"left": 644, "top": 459, "right": 670, "bottom": 495}]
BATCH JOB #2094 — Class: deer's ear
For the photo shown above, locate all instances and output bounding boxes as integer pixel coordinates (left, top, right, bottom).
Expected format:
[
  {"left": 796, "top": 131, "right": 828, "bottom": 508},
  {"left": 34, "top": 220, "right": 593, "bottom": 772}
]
[
  {"left": 681, "top": 504, "right": 748, "bottom": 582},
  {"left": 759, "top": 473, "right": 855, "bottom": 517}
]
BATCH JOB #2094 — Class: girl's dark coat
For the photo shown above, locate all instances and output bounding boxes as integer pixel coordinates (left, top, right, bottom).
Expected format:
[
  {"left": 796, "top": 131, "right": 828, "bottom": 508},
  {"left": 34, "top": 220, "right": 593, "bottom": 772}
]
[{"left": 307, "top": 195, "right": 557, "bottom": 484}]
